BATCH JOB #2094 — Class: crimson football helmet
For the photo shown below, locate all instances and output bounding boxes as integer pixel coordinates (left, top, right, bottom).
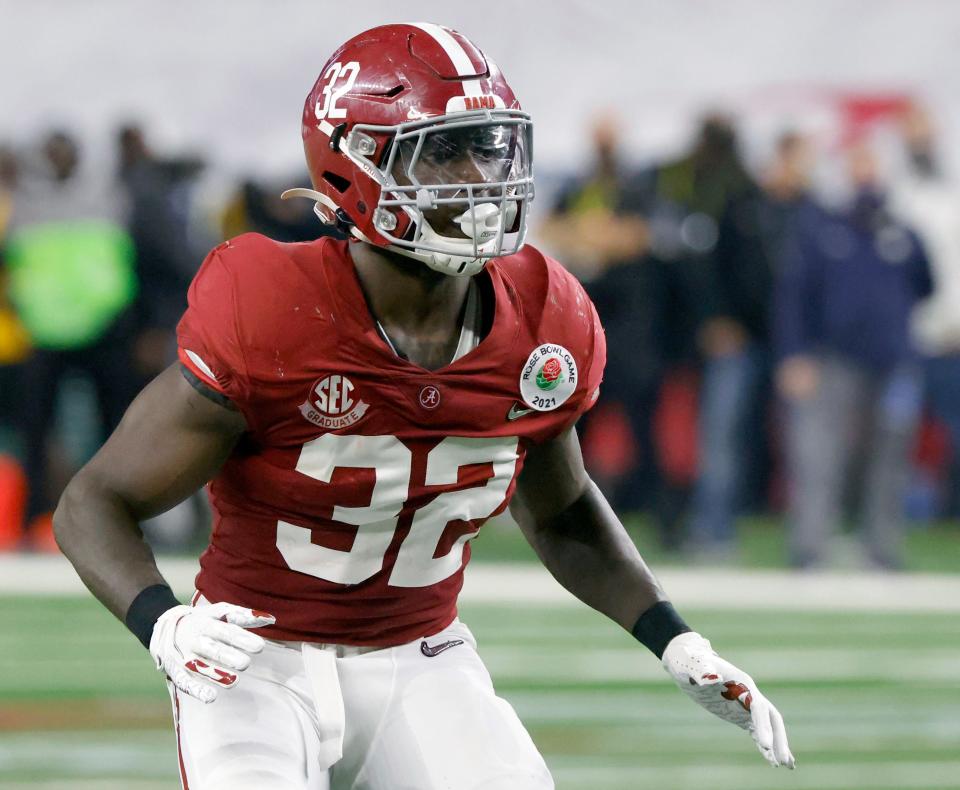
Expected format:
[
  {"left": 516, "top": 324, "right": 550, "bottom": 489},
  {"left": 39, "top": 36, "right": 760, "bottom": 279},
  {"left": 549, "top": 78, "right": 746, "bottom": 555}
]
[{"left": 282, "top": 22, "right": 534, "bottom": 276}]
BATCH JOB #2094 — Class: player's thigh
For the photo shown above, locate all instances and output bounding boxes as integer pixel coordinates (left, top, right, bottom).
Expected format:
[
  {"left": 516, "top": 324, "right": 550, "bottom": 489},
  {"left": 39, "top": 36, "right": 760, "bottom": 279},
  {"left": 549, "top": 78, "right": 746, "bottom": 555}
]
[
  {"left": 170, "top": 638, "right": 329, "bottom": 790},
  {"left": 337, "top": 620, "right": 553, "bottom": 790}
]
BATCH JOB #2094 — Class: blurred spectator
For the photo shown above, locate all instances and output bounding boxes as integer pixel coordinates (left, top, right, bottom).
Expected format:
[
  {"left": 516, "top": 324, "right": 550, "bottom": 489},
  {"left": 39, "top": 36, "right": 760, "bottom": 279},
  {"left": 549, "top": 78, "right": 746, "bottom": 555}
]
[
  {"left": 649, "top": 115, "right": 758, "bottom": 363},
  {"left": 774, "top": 140, "right": 933, "bottom": 569},
  {"left": 644, "top": 115, "right": 756, "bottom": 547},
  {"left": 2, "top": 130, "right": 138, "bottom": 539},
  {"left": 686, "top": 132, "right": 812, "bottom": 557},
  {"left": 889, "top": 104, "right": 960, "bottom": 493},
  {"left": 0, "top": 145, "right": 30, "bottom": 371},
  {"left": 538, "top": 112, "right": 650, "bottom": 282},
  {"left": 578, "top": 239, "right": 666, "bottom": 516},
  {"left": 537, "top": 114, "right": 661, "bottom": 520},
  {"left": 0, "top": 144, "right": 30, "bottom": 495},
  {"left": 117, "top": 123, "right": 205, "bottom": 378},
  {"left": 755, "top": 132, "right": 816, "bottom": 283},
  {"left": 653, "top": 115, "right": 754, "bottom": 218}
]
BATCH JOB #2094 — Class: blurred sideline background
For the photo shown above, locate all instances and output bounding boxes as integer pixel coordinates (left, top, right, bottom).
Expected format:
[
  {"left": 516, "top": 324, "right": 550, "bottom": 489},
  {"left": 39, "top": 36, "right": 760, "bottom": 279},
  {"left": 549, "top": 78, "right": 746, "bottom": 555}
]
[{"left": 1, "top": 1, "right": 959, "bottom": 788}]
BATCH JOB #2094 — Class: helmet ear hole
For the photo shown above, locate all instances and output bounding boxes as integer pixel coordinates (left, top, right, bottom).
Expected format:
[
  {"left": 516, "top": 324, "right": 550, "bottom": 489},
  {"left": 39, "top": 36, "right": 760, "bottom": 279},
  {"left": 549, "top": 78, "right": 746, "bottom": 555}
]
[
  {"left": 334, "top": 208, "right": 355, "bottom": 228},
  {"left": 322, "top": 171, "right": 351, "bottom": 193}
]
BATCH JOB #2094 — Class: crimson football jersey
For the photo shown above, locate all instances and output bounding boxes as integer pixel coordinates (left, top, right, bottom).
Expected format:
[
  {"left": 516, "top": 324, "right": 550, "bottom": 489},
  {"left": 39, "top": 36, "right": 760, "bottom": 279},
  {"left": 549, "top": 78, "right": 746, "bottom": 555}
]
[{"left": 176, "top": 234, "right": 605, "bottom": 645}]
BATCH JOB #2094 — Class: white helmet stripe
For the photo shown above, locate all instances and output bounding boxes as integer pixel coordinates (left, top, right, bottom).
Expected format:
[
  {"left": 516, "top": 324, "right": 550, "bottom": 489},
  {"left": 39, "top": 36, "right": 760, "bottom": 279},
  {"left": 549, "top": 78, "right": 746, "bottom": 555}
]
[
  {"left": 410, "top": 22, "right": 483, "bottom": 97},
  {"left": 316, "top": 119, "right": 335, "bottom": 136}
]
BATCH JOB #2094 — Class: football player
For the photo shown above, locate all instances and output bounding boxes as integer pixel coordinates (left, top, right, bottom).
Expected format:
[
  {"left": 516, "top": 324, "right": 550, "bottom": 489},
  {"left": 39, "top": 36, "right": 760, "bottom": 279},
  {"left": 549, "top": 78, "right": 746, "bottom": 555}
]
[{"left": 53, "top": 22, "right": 794, "bottom": 789}]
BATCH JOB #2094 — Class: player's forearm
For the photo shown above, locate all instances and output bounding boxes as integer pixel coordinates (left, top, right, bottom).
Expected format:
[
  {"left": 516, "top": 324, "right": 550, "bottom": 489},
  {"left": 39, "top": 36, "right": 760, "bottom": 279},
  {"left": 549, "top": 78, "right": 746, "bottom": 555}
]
[
  {"left": 516, "top": 480, "right": 668, "bottom": 631},
  {"left": 53, "top": 470, "right": 170, "bottom": 622}
]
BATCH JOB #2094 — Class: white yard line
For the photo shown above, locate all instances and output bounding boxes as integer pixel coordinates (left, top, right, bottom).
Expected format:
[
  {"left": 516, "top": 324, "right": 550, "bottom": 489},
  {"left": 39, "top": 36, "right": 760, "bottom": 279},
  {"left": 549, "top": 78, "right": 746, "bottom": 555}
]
[
  {"left": 463, "top": 563, "right": 960, "bottom": 612},
  {"left": 1, "top": 554, "right": 958, "bottom": 612},
  {"left": 482, "top": 645, "right": 960, "bottom": 683},
  {"left": 550, "top": 760, "right": 960, "bottom": 790},
  {"left": 0, "top": 784, "right": 175, "bottom": 790}
]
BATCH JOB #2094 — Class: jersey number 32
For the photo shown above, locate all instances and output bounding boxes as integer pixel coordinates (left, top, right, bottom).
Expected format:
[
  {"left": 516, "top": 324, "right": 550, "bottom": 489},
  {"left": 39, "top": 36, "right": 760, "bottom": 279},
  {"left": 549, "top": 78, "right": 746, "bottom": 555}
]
[{"left": 276, "top": 434, "right": 519, "bottom": 587}]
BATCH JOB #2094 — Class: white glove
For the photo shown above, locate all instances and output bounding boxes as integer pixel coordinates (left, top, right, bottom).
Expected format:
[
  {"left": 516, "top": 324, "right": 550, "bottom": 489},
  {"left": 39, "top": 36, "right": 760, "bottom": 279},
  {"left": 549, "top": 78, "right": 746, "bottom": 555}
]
[
  {"left": 149, "top": 602, "right": 275, "bottom": 703},
  {"left": 662, "top": 632, "right": 795, "bottom": 768}
]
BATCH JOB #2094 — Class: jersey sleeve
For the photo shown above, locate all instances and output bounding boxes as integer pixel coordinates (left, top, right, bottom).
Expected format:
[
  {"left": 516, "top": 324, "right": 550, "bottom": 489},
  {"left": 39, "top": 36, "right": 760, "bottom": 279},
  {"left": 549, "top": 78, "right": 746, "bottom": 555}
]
[
  {"left": 549, "top": 296, "right": 606, "bottom": 441},
  {"left": 176, "top": 245, "right": 249, "bottom": 406},
  {"left": 575, "top": 299, "right": 607, "bottom": 421},
  {"left": 536, "top": 271, "right": 608, "bottom": 444}
]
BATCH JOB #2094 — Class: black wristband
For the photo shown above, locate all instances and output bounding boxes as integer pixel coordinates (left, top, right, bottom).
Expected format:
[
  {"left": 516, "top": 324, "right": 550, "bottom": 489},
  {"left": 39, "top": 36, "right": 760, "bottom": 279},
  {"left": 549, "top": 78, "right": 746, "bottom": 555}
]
[
  {"left": 631, "top": 601, "right": 691, "bottom": 659},
  {"left": 125, "top": 584, "right": 181, "bottom": 649}
]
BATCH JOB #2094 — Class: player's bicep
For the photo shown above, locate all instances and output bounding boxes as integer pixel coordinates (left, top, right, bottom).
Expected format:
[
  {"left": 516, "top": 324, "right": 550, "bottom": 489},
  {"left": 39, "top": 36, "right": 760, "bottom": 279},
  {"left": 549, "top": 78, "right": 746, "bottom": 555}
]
[
  {"left": 511, "top": 426, "right": 590, "bottom": 532},
  {"left": 79, "top": 363, "right": 246, "bottom": 519}
]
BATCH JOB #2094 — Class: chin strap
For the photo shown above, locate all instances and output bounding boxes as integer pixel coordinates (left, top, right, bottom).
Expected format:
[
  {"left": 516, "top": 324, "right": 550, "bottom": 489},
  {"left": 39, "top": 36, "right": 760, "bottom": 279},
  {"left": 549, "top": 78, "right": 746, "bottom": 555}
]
[
  {"left": 280, "top": 189, "right": 375, "bottom": 244},
  {"left": 280, "top": 188, "right": 338, "bottom": 222}
]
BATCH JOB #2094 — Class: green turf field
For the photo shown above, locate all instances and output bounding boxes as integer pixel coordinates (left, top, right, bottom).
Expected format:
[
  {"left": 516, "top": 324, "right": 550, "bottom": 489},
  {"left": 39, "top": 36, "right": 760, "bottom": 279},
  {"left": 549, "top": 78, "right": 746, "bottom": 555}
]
[
  {"left": 475, "top": 516, "right": 960, "bottom": 573},
  {"left": 2, "top": 595, "right": 958, "bottom": 790}
]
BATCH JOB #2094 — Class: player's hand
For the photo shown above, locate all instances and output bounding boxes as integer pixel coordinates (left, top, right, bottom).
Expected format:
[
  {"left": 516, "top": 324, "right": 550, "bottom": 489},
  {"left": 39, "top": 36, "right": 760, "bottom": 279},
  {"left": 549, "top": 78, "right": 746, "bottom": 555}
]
[
  {"left": 662, "top": 632, "right": 795, "bottom": 768},
  {"left": 148, "top": 602, "right": 275, "bottom": 703}
]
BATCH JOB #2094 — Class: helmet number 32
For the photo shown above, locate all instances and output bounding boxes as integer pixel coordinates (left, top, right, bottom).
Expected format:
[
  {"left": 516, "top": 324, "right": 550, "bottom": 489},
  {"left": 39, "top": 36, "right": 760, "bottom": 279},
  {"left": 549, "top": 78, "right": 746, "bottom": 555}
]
[
  {"left": 276, "top": 434, "right": 519, "bottom": 587},
  {"left": 314, "top": 61, "right": 360, "bottom": 121}
]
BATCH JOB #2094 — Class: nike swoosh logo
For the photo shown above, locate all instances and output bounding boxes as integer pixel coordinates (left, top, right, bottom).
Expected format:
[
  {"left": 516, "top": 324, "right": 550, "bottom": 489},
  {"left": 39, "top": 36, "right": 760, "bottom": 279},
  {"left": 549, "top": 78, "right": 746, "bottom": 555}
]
[
  {"left": 420, "top": 638, "right": 464, "bottom": 658},
  {"left": 507, "top": 403, "right": 535, "bottom": 421}
]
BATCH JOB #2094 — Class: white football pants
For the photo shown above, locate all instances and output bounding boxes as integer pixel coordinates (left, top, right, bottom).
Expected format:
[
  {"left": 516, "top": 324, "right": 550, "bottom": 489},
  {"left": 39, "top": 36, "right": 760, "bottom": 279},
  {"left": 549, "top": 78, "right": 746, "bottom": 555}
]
[{"left": 167, "top": 600, "right": 554, "bottom": 790}]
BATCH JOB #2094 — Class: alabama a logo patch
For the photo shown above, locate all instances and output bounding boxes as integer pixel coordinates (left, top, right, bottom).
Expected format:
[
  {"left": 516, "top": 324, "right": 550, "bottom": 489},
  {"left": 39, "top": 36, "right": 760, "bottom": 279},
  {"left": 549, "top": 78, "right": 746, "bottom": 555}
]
[
  {"left": 519, "top": 343, "right": 578, "bottom": 412},
  {"left": 300, "top": 374, "right": 369, "bottom": 429}
]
